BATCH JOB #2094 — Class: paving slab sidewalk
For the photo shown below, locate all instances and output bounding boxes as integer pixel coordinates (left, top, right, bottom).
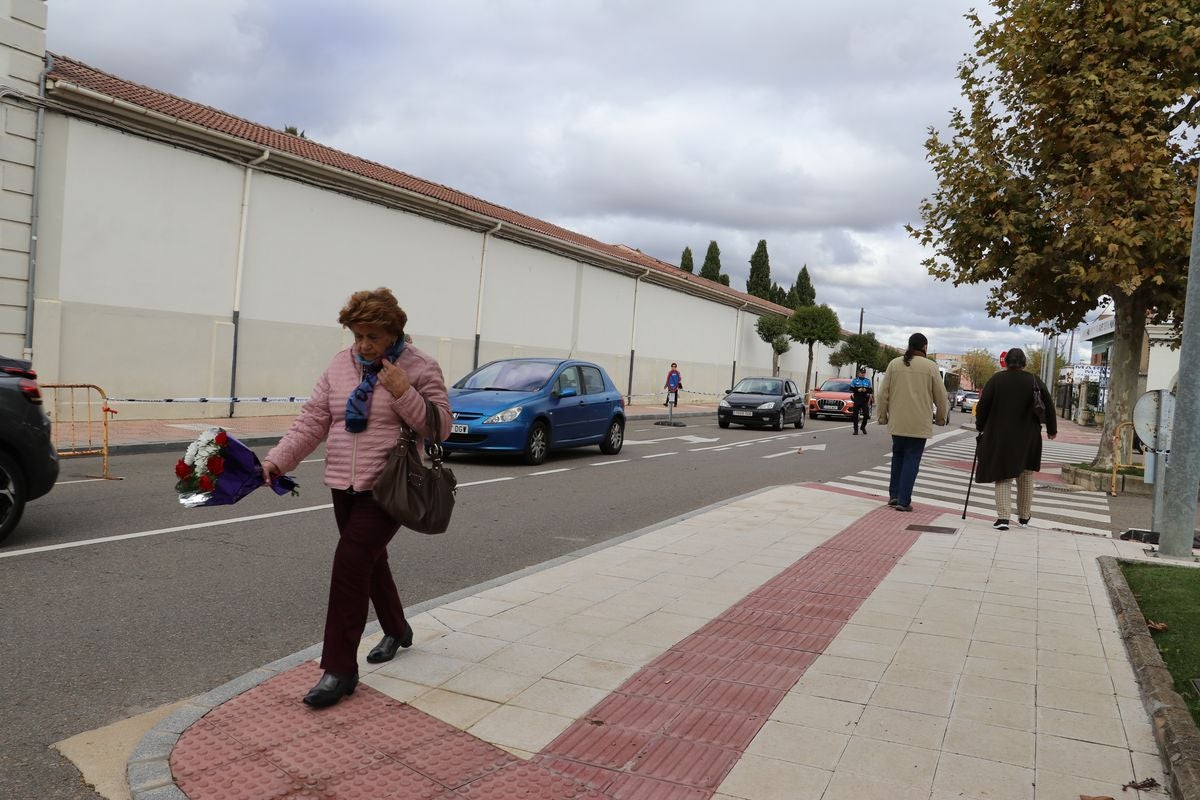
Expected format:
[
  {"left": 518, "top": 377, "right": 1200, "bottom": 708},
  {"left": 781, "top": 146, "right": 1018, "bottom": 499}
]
[{"left": 127, "top": 476, "right": 1176, "bottom": 800}]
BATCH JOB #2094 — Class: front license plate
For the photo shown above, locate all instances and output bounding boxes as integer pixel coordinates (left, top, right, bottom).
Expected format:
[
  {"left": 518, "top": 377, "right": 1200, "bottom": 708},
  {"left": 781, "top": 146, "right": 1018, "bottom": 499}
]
[
  {"left": 451, "top": 424, "right": 468, "bottom": 434},
  {"left": 733, "top": 410, "right": 753, "bottom": 417}
]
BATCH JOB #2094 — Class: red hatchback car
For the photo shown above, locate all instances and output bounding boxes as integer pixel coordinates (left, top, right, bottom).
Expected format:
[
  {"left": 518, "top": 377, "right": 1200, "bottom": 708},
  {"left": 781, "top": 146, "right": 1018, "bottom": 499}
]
[{"left": 807, "top": 378, "right": 872, "bottom": 421}]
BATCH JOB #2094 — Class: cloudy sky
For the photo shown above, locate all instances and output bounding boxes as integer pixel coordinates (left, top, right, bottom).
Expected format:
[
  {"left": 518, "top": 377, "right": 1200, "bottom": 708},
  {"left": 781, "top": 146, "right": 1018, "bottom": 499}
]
[{"left": 47, "top": 0, "right": 1096, "bottom": 360}]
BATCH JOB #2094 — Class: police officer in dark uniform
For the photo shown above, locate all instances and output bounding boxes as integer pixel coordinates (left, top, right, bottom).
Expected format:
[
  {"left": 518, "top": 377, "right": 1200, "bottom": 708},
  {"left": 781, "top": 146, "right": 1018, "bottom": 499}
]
[{"left": 850, "top": 366, "right": 873, "bottom": 435}]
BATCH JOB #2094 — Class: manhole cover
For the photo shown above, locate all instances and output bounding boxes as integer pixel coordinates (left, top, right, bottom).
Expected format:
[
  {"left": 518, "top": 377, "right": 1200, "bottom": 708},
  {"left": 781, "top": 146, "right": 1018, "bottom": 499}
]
[{"left": 906, "top": 525, "right": 958, "bottom": 535}]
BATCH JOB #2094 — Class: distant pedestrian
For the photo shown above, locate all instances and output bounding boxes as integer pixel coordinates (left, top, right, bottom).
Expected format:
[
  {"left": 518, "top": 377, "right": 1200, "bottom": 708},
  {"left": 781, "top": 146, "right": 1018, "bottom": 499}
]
[
  {"left": 876, "top": 333, "right": 949, "bottom": 511},
  {"left": 663, "top": 362, "right": 683, "bottom": 406},
  {"left": 850, "top": 366, "right": 873, "bottom": 435},
  {"left": 973, "top": 347, "right": 1057, "bottom": 530}
]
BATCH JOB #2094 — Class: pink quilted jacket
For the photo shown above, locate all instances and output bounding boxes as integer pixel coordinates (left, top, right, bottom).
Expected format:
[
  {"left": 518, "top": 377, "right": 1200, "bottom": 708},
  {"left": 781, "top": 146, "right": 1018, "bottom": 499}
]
[{"left": 266, "top": 344, "right": 451, "bottom": 491}]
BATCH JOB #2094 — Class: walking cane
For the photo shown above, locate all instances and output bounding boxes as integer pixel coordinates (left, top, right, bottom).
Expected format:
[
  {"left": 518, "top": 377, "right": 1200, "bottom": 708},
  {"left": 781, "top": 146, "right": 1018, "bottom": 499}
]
[{"left": 962, "top": 434, "right": 980, "bottom": 519}]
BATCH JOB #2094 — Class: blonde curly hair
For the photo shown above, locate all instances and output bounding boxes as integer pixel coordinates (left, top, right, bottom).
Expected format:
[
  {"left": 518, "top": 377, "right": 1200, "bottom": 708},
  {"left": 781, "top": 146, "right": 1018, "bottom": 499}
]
[{"left": 338, "top": 288, "right": 407, "bottom": 338}]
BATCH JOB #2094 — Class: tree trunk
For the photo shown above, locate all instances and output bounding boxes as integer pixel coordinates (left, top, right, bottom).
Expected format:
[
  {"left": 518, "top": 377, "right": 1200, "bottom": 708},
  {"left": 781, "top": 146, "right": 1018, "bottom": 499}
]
[
  {"left": 772, "top": 350, "right": 780, "bottom": 377},
  {"left": 804, "top": 342, "right": 815, "bottom": 393},
  {"left": 1092, "top": 291, "right": 1149, "bottom": 470}
]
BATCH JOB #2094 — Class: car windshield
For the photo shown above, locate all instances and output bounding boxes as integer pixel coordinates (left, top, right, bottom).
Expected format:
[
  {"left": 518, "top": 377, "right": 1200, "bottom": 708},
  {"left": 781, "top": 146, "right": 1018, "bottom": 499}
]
[
  {"left": 455, "top": 360, "right": 557, "bottom": 392},
  {"left": 819, "top": 380, "right": 853, "bottom": 392},
  {"left": 964, "top": 392, "right": 979, "bottom": 399},
  {"left": 732, "top": 378, "right": 783, "bottom": 395}
]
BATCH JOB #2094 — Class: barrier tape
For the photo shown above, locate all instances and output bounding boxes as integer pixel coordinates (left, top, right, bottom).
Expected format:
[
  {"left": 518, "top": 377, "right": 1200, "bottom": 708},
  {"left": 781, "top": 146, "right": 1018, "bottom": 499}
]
[
  {"left": 629, "top": 389, "right": 725, "bottom": 399},
  {"left": 107, "top": 396, "right": 309, "bottom": 404},
  {"left": 106, "top": 389, "right": 723, "bottom": 404}
]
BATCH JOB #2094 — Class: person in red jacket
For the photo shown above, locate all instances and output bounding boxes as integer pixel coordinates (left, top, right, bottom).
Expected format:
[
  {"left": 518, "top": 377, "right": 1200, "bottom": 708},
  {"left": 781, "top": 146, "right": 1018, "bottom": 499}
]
[{"left": 262, "top": 287, "right": 450, "bottom": 709}]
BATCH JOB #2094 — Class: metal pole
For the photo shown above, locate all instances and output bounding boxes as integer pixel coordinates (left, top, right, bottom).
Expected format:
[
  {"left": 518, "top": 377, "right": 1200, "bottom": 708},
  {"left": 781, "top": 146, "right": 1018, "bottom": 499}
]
[
  {"left": 858, "top": 308, "right": 863, "bottom": 335},
  {"left": 1158, "top": 167, "right": 1200, "bottom": 559},
  {"left": 1150, "top": 451, "right": 1168, "bottom": 536}
]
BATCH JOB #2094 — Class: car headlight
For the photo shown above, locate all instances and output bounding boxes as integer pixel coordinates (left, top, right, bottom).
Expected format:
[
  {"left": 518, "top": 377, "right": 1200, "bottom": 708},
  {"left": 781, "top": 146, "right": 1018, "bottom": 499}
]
[
  {"left": 484, "top": 406, "right": 523, "bottom": 424},
  {"left": 719, "top": 399, "right": 730, "bottom": 408},
  {"left": 757, "top": 401, "right": 776, "bottom": 410}
]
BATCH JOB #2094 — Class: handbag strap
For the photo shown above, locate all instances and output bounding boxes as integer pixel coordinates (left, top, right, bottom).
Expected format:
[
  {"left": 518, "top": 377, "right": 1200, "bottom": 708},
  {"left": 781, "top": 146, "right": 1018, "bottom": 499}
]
[{"left": 423, "top": 400, "right": 445, "bottom": 463}]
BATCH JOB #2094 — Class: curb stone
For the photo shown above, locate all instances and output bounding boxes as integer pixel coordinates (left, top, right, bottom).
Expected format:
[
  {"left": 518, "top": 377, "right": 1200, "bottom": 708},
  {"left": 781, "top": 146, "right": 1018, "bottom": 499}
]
[{"left": 1099, "top": 556, "right": 1200, "bottom": 800}]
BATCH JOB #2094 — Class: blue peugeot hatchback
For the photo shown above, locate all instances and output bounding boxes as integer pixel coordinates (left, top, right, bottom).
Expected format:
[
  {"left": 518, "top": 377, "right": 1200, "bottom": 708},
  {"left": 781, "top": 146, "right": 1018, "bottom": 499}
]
[{"left": 445, "top": 358, "right": 626, "bottom": 465}]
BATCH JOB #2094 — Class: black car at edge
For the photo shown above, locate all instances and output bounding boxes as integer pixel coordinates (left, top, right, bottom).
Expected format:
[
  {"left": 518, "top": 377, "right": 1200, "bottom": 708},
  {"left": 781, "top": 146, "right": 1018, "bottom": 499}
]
[{"left": 0, "top": 356, "right": 58, "bottom": 543}]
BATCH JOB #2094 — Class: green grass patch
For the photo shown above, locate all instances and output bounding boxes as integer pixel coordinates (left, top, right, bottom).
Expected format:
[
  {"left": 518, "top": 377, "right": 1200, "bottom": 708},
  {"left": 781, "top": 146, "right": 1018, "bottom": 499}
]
[{"left": 1120, "top": 561, "right": 1200, "bottom": 727}]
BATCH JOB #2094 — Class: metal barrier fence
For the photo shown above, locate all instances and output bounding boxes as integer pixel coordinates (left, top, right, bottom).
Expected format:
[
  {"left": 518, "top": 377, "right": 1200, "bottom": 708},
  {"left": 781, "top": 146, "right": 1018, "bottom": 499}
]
[{"left": 41, "top": 384, "right": 122, "bottom": 480}]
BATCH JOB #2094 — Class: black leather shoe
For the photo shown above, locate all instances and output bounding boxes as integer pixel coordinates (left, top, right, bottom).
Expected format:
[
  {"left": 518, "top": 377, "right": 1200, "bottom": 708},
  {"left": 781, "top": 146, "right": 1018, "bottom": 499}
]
[
  {"left": 887, "top": 498, "right": 899, "bottom": 507},
  {"left": 366, "top": 623, "right": 414, "bottom": 664},
  {"left": 303, "top": 671, "right": 358, "bottom": 708},
  {"left": 893, "top": 503, "right": 913, "bottom": 512}
]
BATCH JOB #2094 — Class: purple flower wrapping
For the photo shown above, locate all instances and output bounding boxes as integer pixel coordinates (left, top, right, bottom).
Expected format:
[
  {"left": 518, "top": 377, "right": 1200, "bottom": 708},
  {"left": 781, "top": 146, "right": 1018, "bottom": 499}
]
[{"left": 179, "top": 432, "right": 298, "bottom": 508}]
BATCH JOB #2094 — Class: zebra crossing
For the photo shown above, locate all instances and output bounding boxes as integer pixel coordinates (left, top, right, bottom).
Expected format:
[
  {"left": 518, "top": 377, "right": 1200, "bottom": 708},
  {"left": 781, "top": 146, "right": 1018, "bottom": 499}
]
[{"left": 826, "top": 432, "right": 1113, "bottom": 536}]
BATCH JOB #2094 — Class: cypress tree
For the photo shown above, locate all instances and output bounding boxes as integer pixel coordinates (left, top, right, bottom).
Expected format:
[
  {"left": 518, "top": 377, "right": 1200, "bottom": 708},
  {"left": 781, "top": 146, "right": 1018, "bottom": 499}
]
[
  {"left": 679, "top": 246, "right": 694, "bottom": 273},
  {"left": 793, "top": 265, "right": 816, "bottom": 307},
  {"left": 699, "top": 241, "right": 722, "bottom": 281},
  {"left": 746, "top": 240, "right": 772, "bottom": 299}
]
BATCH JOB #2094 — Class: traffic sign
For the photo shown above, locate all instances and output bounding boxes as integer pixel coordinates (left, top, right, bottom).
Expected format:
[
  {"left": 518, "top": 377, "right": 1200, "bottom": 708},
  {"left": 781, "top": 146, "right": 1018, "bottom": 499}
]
[{"left": 1133, "top": 390, "right": 1175, "bottom": 452}]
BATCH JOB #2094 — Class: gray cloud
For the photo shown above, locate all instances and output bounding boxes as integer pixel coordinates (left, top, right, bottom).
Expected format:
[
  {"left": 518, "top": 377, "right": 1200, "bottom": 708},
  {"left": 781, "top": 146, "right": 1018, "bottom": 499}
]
[{"left": 49, "top": 0, "right": 1067, "bottom": 359}]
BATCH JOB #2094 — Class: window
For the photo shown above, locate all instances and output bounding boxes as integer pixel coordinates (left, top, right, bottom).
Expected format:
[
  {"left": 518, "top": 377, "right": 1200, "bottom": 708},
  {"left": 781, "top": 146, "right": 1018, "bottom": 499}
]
[
  {"left": 580, "top": 366, "right": 606, "bottom": 395},
  {"left": 555, "top": 367, "right": 582, "bottom": 395},
  {"left": 786, "top": 381, "right": 798, "bottom": 396}
]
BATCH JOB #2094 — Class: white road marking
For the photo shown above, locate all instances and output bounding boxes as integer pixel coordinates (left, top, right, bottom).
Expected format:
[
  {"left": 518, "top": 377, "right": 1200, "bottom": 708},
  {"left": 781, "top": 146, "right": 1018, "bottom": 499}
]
[
  {"left": 590, "top": 459, "right": 629, "bottom": 466},
  {"left": 529, "top": 468, "right": 572, "bottom": 476},
  {"left": 300, "top": 458, "right": 325, "bottom": 464},
  {"left": 642, "top": 452, "right": 678, "bottom": 459},
  {"left": 0, "top": 504, "right": 336, "bottom": 560},
  {"left": 458, "top": 477, "right": 516, "bottom": 487},
  {"left": 762, "top": 451, "right": 794, "bottom": 459},
  {"left": 54, "top": 478, "right": 106, "bottom": 485},
  {"left": 626, "top": 434, "right": 720, "bottom": 445}
]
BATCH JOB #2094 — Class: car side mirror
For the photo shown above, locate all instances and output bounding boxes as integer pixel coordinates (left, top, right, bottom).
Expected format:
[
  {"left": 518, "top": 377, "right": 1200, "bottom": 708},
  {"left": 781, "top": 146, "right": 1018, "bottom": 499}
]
[{"left": 558, "top": 387, "right": 578, "bottom": 399}]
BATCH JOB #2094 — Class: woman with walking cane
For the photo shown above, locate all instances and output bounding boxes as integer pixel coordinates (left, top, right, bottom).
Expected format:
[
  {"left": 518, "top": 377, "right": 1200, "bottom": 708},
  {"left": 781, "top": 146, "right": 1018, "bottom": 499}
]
[{"left": 971, "top": 348, "right": 1056, "bottom": 530}]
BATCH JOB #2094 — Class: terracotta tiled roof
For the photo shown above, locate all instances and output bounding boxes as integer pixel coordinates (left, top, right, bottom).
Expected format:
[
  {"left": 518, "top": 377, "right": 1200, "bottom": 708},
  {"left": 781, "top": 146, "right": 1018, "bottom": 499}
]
[{"left": 45, "top": 53, "right": 790, "bottom": 316}]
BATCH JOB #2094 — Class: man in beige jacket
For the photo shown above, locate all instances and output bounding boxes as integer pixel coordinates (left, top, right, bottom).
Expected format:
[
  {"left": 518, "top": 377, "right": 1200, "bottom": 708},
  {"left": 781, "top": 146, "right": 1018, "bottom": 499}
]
[{"left": 875, "top": 332, "right": 950, "bottom": 511}]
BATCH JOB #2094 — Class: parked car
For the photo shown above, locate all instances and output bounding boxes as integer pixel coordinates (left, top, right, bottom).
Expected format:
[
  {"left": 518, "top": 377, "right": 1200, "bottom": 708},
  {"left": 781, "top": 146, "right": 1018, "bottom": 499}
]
[
  {"left": 0, "top": 356, "right": 58, "bottom": 543},
  {"left": 807, "top": 378, "right": 872, "bottom": 421},
  {"left": 718, "top": 377, "right": 805, "bottom": 430},
  {"left": 960, "top": 391, "right": 980, "bottom": 413},
  {"left": 954, "top": 389, "right": 966, "bottom": 406},
  {"left": 444, "top": 358, "right": 625, "bottom": 465}
]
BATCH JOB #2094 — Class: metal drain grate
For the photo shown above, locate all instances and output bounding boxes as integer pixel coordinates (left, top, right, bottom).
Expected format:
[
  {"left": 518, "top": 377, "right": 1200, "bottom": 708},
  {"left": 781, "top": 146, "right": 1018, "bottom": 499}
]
[{"left": 905, "top": 525, "right": 959, "bottom": 535}]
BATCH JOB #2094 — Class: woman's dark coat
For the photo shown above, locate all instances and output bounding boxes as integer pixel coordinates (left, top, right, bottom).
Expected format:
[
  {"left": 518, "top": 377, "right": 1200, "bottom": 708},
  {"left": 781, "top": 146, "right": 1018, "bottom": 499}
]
[{"left": 974, "top": 368, "right": 1057, "bottom": 484}]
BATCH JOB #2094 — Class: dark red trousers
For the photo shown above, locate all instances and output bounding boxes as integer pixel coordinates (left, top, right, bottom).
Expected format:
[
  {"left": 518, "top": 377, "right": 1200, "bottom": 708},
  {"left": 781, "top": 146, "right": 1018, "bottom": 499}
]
[{"left": 321, "top": 489, "right": 408, "bottom": 676}]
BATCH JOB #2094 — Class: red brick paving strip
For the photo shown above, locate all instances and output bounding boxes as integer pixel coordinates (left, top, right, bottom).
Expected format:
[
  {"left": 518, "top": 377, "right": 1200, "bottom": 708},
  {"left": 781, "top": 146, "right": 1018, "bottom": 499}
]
[{"left": 171, "top": 504, "right": 934, "bottom": 799}]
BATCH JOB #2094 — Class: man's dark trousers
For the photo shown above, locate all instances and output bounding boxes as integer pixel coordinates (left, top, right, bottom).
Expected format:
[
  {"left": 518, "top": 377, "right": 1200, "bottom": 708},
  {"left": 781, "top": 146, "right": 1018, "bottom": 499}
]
[{"left": 851, "top": 402, "right": 869, "bottom": 433}]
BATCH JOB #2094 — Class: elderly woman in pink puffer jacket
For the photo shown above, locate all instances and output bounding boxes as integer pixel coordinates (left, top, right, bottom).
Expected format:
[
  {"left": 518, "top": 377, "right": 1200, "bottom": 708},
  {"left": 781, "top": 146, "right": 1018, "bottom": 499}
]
[{"left": 262, "top": 287, "right": 450, "bottom": 709}]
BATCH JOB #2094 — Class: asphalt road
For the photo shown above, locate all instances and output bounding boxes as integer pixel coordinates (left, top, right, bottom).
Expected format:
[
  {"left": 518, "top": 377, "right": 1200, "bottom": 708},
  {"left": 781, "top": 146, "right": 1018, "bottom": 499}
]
[{"left": 0, "top": 415, "right": 934, "bottom": 800}]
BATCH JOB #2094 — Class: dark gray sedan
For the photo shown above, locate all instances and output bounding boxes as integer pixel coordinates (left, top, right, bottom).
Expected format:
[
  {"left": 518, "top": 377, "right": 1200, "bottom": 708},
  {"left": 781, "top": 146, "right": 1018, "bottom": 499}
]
[{"left": 718, "top": 377, "right": 806, "bottom": 431}]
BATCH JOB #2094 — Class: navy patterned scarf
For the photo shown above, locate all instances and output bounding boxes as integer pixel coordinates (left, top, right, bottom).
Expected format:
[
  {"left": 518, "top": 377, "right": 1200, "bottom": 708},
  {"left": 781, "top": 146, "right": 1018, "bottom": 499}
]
[{"left": 345, "top": 339, "right": 405, "bottom": 433}]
